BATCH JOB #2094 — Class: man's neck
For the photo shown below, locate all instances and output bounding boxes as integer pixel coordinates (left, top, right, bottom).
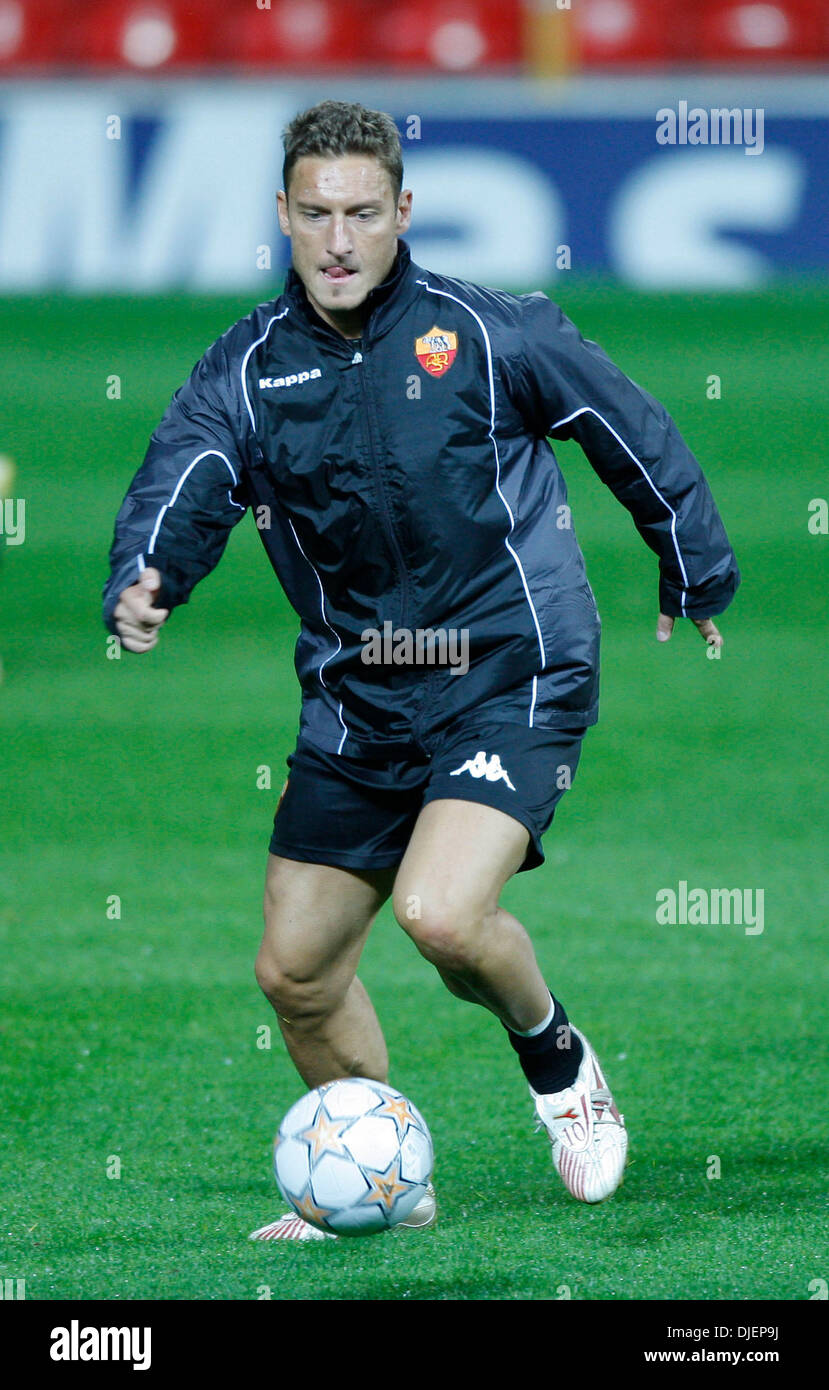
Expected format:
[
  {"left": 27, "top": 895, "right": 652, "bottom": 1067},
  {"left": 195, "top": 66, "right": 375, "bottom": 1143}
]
[{"left": 307, "top": 298, "right": 366, "bottom": 340}]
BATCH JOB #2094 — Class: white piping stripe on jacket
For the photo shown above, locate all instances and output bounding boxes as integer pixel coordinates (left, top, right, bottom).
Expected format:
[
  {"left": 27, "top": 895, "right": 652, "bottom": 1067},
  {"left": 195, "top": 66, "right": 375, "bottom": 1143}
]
[
  {"left": 240, "top": 304, "right": 347, "bottom": 751},
  {"left": 287, "top": 517, "right": 349, "bottom": 755},
  {"left": 147, "top": 449, "right": 245, "bottom": 557},
  {"left": 241, "top": 308, "right": 289, "bottom": 431},
  {"left": 549, "top": 405, "right": 690, "bottom": 616},
  {"left": 415, "top": 279, "right": 547, "bottom": 725}
]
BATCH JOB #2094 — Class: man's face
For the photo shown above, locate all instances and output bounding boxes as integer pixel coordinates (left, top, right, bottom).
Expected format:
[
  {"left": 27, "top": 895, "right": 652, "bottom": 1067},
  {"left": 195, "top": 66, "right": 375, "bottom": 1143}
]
[{"left": 277, "top": 154, "right": 412, "bottom": 338}]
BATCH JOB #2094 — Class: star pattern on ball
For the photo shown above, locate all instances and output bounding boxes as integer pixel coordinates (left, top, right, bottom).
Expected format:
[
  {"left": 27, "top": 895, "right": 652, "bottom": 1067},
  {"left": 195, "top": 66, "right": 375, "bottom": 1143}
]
[
  {"left": 357, "top": 1153, "right": 413, "bottom": 1214},
  {"left": 374, "top": 1092, "right": 417, "bottom": 1138},
  {"left": 293, "top": 1185, "right": 337, "bottom": 1230},
  {"left": 298, "top": 1102, "right": 350, "bottom": 1162}
]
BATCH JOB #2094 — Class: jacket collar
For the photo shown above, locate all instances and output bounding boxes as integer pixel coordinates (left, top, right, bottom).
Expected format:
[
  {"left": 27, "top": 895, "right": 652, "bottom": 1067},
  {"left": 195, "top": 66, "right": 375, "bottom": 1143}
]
[{"left": 282, "top": 240, "right": 421, "bottom": 346}]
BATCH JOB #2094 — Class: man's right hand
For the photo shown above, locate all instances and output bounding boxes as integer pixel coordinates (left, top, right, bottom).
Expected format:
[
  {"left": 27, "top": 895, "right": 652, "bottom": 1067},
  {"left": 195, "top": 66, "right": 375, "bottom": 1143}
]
[{"left": 113, "top": 567, "right": 170, "bottom": 652}]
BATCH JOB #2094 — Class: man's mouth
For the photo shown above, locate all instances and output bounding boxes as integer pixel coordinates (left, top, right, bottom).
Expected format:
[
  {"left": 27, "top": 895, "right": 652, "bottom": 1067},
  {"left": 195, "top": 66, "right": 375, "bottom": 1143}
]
[{"left": 322, "top": 266, "right": 357, "bottom": 283}]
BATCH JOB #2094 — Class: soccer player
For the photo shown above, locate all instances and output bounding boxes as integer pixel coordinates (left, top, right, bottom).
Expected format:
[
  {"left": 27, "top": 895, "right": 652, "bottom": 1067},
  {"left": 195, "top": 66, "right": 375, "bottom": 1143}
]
[{"left": 103, "top": 101, "right": 739, "bottom": 1240}]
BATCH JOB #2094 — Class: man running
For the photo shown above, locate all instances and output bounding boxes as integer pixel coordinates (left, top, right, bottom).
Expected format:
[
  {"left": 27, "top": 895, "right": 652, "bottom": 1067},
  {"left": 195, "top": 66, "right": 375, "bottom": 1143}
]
[{"left": 104, "top": 101, "right": 739, "bottom": 1239}]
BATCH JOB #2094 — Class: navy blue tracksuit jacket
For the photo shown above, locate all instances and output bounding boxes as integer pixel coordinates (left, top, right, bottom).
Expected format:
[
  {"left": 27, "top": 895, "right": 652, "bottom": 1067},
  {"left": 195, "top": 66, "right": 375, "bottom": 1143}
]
[{"left": 103, "top": 242, "right": 739, "bottom": 755}]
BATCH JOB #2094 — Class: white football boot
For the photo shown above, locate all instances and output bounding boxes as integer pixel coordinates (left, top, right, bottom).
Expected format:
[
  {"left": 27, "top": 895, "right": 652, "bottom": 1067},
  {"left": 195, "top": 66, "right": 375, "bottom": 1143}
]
[
  {"left": 531, "top": 1028, "right": 627, "bottom": 1204},
  {"left": 249, "top": 1212, "right": 333, "bottom": 1242},
  {"left": 248, "top": 1182, "right": 437, "bottom": 1242}
]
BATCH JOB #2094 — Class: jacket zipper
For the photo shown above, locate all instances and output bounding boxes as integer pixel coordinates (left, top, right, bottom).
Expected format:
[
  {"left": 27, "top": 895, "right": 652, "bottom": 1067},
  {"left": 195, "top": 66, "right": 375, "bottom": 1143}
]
[{"left": 353, "top": 344, "right": 411, "bottom": 629}]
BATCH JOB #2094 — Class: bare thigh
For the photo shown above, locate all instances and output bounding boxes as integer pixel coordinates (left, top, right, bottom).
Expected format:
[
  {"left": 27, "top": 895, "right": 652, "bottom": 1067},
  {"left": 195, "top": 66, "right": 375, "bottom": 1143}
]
[{"left": 392, "top": 798, "right": 529, "bottom": 933}]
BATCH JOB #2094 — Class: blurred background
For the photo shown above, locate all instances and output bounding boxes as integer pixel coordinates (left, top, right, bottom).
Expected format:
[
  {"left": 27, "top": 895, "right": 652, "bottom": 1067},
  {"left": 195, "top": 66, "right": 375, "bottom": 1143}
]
[
  {"left": 0, "top": 0, "right": 827, "bottom": 291},
  {"left": 1, "top": 1, "right": 827, "bottom": 1302}
]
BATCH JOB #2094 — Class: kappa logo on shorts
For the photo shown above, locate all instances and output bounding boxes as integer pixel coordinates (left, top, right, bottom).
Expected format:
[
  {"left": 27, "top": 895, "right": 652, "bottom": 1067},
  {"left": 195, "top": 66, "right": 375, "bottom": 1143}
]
[
  {"left": 415, "top": 325, "right": 458, "bottom": 378},
  {"left": 449, "top": 751, "right": 516, "bottom": 791}
]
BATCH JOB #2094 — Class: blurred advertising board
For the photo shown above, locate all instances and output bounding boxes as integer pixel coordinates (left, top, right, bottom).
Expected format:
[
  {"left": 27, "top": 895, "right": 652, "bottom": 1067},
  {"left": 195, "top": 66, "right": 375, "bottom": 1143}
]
[{"left": 1, "top": 76, "right": 826, "bottom": 290}]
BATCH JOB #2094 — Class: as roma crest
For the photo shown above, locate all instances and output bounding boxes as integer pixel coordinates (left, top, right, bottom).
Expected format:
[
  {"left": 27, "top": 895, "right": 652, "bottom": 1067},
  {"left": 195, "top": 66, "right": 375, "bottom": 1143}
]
[{"left": 415, "top": 325, "right": 458, "bottom": 378}]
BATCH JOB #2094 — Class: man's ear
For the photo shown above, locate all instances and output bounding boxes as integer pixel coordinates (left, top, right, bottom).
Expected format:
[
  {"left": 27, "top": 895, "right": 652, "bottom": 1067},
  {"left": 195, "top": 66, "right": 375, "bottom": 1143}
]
[
  {"left": 396, "top": 189, "right": 413, "bottom": 236},
  {"left": 277, "top": 189, "right": 291, "bottom": 238}
]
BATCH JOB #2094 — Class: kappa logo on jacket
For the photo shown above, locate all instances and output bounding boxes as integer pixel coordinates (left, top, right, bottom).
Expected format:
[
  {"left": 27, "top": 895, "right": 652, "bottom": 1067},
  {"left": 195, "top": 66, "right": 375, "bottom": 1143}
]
[
  {"left": 449, "top": 751, "right": 516, "bottom": 791},
  {"left": 415, "top": 325, "right": 458, "bottom": 378},
  {"left": 259, "top": 368, "right": 322, "bottom": 390}
]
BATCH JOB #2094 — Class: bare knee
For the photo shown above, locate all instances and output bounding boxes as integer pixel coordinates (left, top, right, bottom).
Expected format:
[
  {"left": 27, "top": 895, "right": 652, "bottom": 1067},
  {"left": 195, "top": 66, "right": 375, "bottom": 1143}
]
[
  {"left": 254, "top": 947, "right": 343, "bottom": 1026},
  {"left": 392, "top": 885, "right": 492, "bottom": 974}
]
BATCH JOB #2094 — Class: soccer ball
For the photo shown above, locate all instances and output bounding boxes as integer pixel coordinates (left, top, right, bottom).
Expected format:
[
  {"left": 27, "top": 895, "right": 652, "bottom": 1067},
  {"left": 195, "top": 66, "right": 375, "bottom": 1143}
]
[{"left": 273, "top": 1077, "right": 434, "bottom": 1237}]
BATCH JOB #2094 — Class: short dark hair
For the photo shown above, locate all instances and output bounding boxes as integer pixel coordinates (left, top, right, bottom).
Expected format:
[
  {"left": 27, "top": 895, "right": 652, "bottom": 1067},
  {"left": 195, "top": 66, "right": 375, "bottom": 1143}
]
[{"left": 282, "top": 101, "right": 404, "bottom": 201}]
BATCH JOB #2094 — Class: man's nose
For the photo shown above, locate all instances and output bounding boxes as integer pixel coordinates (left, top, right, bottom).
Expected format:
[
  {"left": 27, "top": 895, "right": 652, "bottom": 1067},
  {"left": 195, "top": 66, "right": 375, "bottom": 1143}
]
[{"left": 328, "top": 216, "right": 353, "bottom": 255}]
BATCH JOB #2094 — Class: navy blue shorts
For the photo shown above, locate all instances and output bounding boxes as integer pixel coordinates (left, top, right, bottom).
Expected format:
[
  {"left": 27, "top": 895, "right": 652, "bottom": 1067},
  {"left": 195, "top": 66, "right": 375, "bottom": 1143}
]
[{"left": 269, "top": 713, "right": 587, "bottom": 875}]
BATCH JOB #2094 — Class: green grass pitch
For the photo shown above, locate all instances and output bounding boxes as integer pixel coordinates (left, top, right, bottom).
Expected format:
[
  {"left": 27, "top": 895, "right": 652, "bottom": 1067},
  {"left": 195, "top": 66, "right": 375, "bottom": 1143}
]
[{"left": 0, "top": 284, "right": 826, "bottom": 1301}]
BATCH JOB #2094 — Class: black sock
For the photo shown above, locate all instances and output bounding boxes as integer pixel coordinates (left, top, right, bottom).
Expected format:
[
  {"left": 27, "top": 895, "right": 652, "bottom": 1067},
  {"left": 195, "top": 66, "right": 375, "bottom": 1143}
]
[{"left": 505, "top": 994, "right": 583, "bottom": 1093}]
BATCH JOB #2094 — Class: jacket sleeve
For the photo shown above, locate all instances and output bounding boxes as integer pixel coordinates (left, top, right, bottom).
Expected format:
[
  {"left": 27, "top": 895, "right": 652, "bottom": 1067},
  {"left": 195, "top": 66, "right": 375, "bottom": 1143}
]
[
  {"left": 102, "top": 338, "right": 250, "bottom": 636},
  {"left": 513, "top": 293, "right": 740, "bottom": 619}
]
